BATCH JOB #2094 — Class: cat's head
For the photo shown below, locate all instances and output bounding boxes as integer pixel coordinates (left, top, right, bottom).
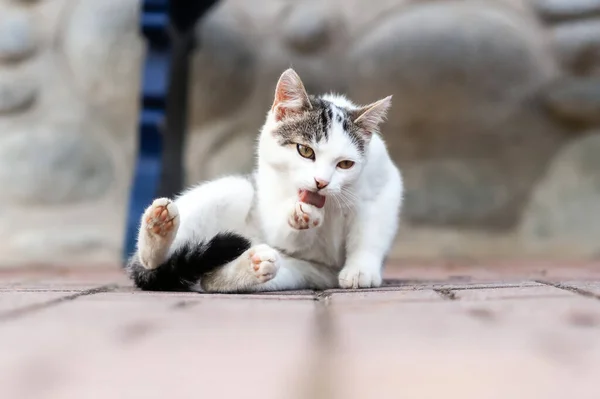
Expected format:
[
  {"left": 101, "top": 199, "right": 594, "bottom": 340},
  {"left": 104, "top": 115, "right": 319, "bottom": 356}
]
[{"left": 259, "top": 68, "right": 392, "bottom": 198}]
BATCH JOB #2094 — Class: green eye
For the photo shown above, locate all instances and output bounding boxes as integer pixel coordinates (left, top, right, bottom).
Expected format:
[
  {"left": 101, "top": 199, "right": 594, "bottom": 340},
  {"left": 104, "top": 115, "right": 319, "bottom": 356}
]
[
  {"left": 337, "top": 160, "right": 355, "bottom": 169},
  {"left": 297, "top": 144, "right": 315, "bottom": 160}
]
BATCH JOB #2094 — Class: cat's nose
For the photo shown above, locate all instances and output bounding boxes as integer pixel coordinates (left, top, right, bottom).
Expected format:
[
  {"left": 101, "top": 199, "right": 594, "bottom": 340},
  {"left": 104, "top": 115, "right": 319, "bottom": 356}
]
[{"left": 314, "top": 178, "right": 329, "bottom": 190}]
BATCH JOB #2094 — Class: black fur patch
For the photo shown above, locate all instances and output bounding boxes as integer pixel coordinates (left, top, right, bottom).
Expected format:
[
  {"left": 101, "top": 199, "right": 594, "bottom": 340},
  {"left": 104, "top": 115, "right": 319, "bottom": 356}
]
[
  {"left": 319, "top": 106, "right": 330, "bottom": 140},
  {"left": 126, "top": 232, "right": 252, "bottom": 292},
  {"left": 326, "top": 106, "right": 334, "bottom": 123},
  {"left": 342, "top": 118, "right": 350, "bottom": 132}
]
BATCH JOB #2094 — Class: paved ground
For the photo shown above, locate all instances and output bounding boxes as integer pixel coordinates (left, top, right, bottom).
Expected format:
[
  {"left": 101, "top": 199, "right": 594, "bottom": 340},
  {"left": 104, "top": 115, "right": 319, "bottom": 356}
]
[{"left": 1, "top": 264, "right": 600, "bottom": 399}]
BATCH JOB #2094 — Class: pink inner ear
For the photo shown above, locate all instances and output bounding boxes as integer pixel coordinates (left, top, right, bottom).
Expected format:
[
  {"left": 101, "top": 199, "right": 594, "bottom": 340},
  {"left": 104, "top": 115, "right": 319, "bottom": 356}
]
[
  {"left": 272, "top": 85, "right": 295, "bottom": 121},
  {"left": 271, "top": 69, "right": 312, "bottom": 121},
  {"left": 273, "top": 104, "right": 288, "bottom": 121},
  {"left": 273, "top": 84, "right": 290, "bottom": 107}
]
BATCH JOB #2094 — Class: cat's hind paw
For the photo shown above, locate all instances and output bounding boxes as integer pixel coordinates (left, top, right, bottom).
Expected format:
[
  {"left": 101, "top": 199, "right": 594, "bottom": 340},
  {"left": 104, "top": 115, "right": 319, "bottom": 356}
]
[
  {"left": 248, "top": 244, "right": 280, "bottom": 283},
  {"left": 143, "top": 198, "right": 180, "bottom": 239},
  {"left": 288, "top": 202, "right": 324, "bottom": 230}
]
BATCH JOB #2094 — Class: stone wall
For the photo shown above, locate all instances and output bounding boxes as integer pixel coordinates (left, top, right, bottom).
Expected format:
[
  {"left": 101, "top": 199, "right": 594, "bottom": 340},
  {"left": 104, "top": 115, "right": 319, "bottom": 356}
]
[
  {"left": 1, "top": 0, "right": 600, "bottom": 267},
  {"left": 0, "top": 0, "right": 142, "bottom": 267}
]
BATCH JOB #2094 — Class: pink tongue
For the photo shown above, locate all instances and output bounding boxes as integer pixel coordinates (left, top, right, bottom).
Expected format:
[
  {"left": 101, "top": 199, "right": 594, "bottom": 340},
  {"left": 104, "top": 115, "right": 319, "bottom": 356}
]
[{"left": 299, "top": 190, "right": 326, "bottom": 209}]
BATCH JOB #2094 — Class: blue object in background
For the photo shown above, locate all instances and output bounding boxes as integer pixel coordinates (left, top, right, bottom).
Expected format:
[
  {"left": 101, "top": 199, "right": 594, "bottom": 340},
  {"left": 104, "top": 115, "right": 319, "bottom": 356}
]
[{"left": 123, "top": 0, "right": 217, "bottom": 262}]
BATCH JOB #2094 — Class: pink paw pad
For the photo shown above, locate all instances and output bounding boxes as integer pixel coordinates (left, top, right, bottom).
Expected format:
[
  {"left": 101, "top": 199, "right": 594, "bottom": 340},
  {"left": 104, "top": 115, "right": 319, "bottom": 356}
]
[{"left": 144, "top": 199, "right": 179, "bottom": 237}]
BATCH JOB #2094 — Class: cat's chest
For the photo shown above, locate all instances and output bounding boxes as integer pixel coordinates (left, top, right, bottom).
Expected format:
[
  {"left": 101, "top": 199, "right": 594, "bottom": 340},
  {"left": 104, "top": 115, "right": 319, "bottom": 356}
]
[{"left": 271, "top": 208, "right": 349, "bottom": 267}]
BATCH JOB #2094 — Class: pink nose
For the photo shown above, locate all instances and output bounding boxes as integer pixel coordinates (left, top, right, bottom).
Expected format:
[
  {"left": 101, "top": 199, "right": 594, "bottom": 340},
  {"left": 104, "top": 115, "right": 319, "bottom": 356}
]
[{"left": 314, "top": 178, "right": 329, "bottom": 190}]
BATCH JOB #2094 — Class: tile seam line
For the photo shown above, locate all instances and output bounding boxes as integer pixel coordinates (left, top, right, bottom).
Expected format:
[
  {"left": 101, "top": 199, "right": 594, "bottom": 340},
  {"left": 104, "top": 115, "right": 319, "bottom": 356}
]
[
  {"left": 0, "top": 284, "right": 118, "bottom": 323},
  {"left": 434, "top": 288, "right": 458, "bottom": 300},
  {"left": 299, "top": 291, "right": 334, "bottom": 399},
  {"left": 321, "top": 282, "right": 542, "bottom": 294},
  {"left": 536, "top": 280, "right": 600, "bottom": 300}
]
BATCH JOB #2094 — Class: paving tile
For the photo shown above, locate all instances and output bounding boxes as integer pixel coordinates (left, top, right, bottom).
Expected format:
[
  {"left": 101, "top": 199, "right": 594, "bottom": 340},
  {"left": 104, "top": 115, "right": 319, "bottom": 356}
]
[
  {"left": 0, "top": 272, "right": 127, "bottom": 292},
  {"left": 429, "top": 280, "right": 544, "bottom": 290},
  {"left": 0, "top": 276, "right": 44, "bottom": 289},
  {"left": 321, "top": 281, "right": 543, "bottom": 296},
  {"left": 0, "top": 291, "right": 74, "bottom": 314},
  {"left": 1, "top": 272, "right": 600, "bottom": 399},
  {"left": 386, "top": 262, "right": 600, "bottom": 280},
  {"left": 453, "top": 285, "right": 575, "bottom": 301},
  {"left": 329, "top": 289, "right": 444, "bottom": 304},
  {"left": 109, "top": 289, "right": 317, "bottom": 301},
  {"left": 0, "top": 283, "right": 111, "bottom": 293},
  {"left": 0, "top": 292, "right": 319, "bottom": 399},
  {"left": 328, "top": 296, "right": 600, "bottom": 399},
  {"left": 557, "top": 281, "right": 600, "bottom": 297}
]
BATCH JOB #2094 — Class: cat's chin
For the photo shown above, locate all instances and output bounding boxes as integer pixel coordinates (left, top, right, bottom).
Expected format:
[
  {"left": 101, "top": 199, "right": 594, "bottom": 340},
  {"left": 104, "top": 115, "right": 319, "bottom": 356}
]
[{"left": 298, "top": 189, "right": 326, "bottom": 209}]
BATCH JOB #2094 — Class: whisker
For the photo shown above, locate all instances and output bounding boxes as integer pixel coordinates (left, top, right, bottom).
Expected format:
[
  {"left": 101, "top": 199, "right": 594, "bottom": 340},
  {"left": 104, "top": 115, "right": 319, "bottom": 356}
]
[
  {"left": 341, "top": 188, "right": 358, "bottom": 204},
  {"left": 332, "top": 193, "right": 343, "bottom": 211},
  {"left": 336, "top": 190, "right": 356, "bottom": 215}
]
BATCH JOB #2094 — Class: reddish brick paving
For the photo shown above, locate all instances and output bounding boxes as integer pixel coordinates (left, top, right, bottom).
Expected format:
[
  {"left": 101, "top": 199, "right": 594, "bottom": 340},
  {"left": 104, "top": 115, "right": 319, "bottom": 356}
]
[{"left": 0, "top": 264, "right": 599, "bottom": 399}]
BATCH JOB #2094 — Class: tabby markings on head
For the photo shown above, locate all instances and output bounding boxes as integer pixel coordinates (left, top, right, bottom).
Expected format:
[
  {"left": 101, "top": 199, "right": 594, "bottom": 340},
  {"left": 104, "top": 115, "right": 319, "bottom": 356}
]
[{"left": 273, "top": 96, "right": 368, "bottom": 154}]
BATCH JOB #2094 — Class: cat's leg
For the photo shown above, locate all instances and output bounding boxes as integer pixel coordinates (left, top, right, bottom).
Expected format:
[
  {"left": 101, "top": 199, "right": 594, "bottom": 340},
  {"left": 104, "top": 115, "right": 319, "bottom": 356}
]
[
  {"left": 339, "top": 170, "right": 403, "bottom": 289},
  {"left": 127, "top": 176, "right": 259, "bottom": 292},
  {"left": 137, "top": 198, "right": 180, "bottom": 269},
  {"left": 200, "top": 244, "right": 336, "bottom": 293}
]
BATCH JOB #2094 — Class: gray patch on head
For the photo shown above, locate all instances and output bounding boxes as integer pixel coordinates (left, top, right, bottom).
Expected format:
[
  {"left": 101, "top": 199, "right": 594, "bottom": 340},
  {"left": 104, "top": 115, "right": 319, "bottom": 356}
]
[
  {"left": 272, "top": 95, "right": 368, "bottom": 154},
  {"left": 273, "top": 96, "right": 330, "bottom": 145}
]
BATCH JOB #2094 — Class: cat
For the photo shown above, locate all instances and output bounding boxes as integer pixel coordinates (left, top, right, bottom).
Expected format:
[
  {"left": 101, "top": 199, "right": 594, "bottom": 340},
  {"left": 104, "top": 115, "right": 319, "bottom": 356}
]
[{"left": 125, "top": 68, "right": 404, "bottom": 293}]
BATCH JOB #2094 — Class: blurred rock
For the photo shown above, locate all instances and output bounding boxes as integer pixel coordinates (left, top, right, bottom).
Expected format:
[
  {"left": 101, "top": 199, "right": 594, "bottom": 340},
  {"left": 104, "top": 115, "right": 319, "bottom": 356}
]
[
  {"left": 0, "top": 128, "right": 114, "bottom": 204},
  {"left": 191, "top": 3, "right": 257, "bottom": 125},
  {"left": 348, "top": 2, "right": 556, "bottom": 126},
  {"left": 552, "top": 19, "right": 600, "bottom": 74},
  {"left": 283, "top": 3, "right": 339, "bottom": 54},
  {"left": 0, "top": 77, "right": 36, "bottom": 114},
  {"left": 521, "top": 132, "right": 600, "bottom": 253},
  {"left": 534, "top": 0, "right": 600, "bottom": 22},
  {"left": 545, "top": 77, "right": 600, "bottom": 125},
  {"left": 61, "top": 0, "right": 142, "bottom": 118},
  {"left": 0, "top": 8, "right": 36, "bottom": 62},
  {"left": 0, "top": 0, "right": 137, "bottom": 266},
  {"left": 402, "top": 161, "right": 513, "bottom": 227}
]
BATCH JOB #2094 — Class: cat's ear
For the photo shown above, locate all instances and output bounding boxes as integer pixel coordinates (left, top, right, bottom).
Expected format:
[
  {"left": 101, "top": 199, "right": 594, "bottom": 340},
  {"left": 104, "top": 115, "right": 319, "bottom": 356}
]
[
  {"left": 351, "top": 95, "right": 392, "bottom": 137},
  {"left": 271, "top": 68, "right": 312, "bottom": 121}
]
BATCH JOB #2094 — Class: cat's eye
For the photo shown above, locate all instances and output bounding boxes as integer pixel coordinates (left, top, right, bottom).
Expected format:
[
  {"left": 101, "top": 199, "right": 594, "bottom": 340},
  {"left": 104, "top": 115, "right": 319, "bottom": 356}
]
[
  {"left": 337, "top": 160, "right": 355, "bottom": 170},
  {"left": 296, "top": 144, "right": 315, "bottom": 160}
]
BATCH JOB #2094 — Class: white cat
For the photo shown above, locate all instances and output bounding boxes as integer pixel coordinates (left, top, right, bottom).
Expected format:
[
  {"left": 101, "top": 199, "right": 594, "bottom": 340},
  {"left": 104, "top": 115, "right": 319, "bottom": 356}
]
[{"left": 126, "top": 68, "right": 403, "bottom": 293}]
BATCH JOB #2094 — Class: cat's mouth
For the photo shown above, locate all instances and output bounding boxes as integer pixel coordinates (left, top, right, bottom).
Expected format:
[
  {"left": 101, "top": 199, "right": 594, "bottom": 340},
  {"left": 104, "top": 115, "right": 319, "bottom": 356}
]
[{"left": 298, "top": 189, "right": 326, "bottom": 209}]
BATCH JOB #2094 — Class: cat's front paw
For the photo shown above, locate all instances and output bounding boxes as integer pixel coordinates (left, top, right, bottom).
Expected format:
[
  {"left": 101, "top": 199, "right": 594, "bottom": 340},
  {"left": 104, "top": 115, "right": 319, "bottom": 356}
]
[
  {"left": 248, "top": 244, "right": 280, "bottom": 283},
  {"left": 288, "top": 202, "right": 324, "bottom": 230},
  {"left": 338, "top": 264, "right": 382, "bottom": 289},
  {"left": 143, "top": 198, "right": 180, "bottom": 239}
]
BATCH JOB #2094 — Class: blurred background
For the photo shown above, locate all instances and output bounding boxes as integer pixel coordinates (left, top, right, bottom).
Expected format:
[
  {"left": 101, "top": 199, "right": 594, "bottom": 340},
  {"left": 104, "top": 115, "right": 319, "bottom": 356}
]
[{"left": 1, "top": 0, "right": 600, "bottom": 268}]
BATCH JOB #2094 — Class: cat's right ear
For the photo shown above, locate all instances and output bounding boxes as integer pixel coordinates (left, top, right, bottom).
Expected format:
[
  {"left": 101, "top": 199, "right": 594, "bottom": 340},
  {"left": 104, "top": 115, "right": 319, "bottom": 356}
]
[{"left": 271, "top": 68, "right": 312, "bottom": 121}]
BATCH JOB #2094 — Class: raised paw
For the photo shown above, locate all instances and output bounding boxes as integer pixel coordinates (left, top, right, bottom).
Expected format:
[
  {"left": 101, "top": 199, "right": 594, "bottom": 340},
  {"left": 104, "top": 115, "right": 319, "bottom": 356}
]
[
  {"left": 338, "top": 264, "right": 382, "bottom": 289},
  {"left": 143, "top": 198, "right": 180, "bottom": 239},
  {"left": 288, "top": 202, "right": 324, "bottom": 230},
  {"left": 248, "top": 244, "right": 280, "bottom": 283}
]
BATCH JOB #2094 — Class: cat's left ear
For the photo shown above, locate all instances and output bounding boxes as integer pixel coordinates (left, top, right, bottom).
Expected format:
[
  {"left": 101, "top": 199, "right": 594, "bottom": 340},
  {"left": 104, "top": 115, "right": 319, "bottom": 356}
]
[
  {"left": 351, "top": 95, "right": 392, "bottom": 138},
  {"left": 271, "top": 68, "right": 312, "bottom": 122}
]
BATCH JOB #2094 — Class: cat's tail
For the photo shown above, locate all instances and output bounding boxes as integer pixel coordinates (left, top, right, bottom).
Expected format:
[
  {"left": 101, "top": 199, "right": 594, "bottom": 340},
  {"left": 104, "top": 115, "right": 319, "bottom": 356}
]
[{"left": 125, "top": 232, "right": 252, "bottom": 292}]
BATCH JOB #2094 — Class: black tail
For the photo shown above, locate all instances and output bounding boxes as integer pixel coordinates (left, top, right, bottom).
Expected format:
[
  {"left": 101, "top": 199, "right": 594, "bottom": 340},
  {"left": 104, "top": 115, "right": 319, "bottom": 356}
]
[{"left": 125, "top": 232, "right": 252, "bottom": 292}]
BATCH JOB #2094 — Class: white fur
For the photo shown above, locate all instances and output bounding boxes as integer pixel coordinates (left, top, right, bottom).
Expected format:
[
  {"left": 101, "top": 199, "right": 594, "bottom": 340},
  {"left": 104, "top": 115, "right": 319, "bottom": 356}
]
[{"left": 135, "top": 72, "right": 403, "bottom": 292}]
